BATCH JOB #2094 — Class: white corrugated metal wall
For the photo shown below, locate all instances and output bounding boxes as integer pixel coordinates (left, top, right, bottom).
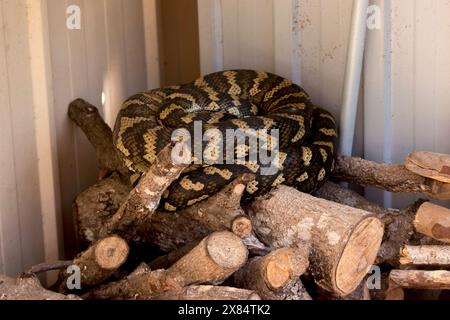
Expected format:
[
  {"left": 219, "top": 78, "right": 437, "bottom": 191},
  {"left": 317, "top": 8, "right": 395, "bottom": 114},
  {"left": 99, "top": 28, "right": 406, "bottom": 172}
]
[
  {"left": 0, "top": 0, "right": 156, "bottom": 277},
  {"left": 197, "top": 0, "right": 450, "bottom": 208}
]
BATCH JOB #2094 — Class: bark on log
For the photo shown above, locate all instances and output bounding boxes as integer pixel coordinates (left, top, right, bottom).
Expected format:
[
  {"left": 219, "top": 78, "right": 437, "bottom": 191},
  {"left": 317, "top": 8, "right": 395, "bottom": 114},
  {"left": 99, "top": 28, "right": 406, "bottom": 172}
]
[
  {"left": 400, "top": 245, "right": 450, "bottom": 266},
  {"left": 274, "top": 278, "right": 312, "bottom": 300},
  {"left": 248, "top": 185, "right": 384, "bottom": 296},
  {"left": 414, "top": 202, "right": 450, "bottom": 243},
  {"left": 387, "top": 270, "right": 450, "bottom": 298},
  {"left": 333, "top": 155, "right": 448, "bottom": 199},
  {"left": 0, "top": 274, "right": 81, "bottom": 300},
  {"left": 85, "top": 232, "right": 248, "bottom": 299},
  {"left": 64, "top": 236, "right": 129, "bottom": 289},
  {"left": 152, "top": 285, "right": 261, "bottom": 300},
  {"left": 102, "top": 142, "right": 190, "bottom": 237},
  {"left": 233, "top": 247, "right": 309, "bottom": 300},
  {"left": 68, "top": 99, "right": 130, "bottom": 180}
]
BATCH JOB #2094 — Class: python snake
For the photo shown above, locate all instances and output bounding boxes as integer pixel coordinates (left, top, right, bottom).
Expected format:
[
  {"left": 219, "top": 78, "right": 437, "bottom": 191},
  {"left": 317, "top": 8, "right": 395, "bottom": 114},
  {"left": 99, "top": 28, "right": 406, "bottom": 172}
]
[{"left": 113, "top": 70, "right": 337, "bottom": 212}]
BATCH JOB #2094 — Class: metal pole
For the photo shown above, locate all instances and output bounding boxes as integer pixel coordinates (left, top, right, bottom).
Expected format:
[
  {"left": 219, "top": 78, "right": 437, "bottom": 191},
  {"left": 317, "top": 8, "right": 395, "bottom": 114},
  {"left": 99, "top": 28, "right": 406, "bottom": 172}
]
[{"left": 339, "top": 0, "right": 370, "bottom": 156}]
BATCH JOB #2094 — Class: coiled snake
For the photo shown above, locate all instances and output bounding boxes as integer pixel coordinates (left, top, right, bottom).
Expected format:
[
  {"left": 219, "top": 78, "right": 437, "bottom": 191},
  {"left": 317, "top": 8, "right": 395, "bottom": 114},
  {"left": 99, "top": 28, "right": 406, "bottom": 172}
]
[{"left": 113, "top": 70, "right": 337, "bottom": 212}]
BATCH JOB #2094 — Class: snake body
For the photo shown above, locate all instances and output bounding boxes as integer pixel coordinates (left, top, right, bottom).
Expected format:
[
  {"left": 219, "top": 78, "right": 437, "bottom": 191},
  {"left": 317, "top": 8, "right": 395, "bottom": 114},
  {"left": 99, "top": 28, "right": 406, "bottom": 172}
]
[{"left": 113, "top": 70, "right": 337, "bottom": 212}]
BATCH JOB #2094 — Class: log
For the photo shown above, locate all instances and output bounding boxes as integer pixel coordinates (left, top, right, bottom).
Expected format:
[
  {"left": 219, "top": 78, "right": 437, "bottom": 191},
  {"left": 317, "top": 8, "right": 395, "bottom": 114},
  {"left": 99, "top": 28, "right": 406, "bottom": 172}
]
[
  {"left": 75, "top": 173, "right": 257, "bottom": 251},
  {"left": 165, "top": 173, "right": 255, "bottom": 239},
  {"left": 148, "top": 241, "right": 200, "bottom": 270},
  {"left": 165, "top": 231, "right": 248, "bottom": 286},
  {"left": 405, "top": 151, "right": 450, "bottom": 183},
  {"left": 84, "top": 263, "right": 183, "bottom": 300},
  {"left": 414, "top": 202, "right": 450, "bottom": 243},
  {"left": 152, "top": 285, "right": 261, "bottom": 300},
  {"left": 68, "top": 99, "right": 130, "bottom": 180},
  {"left": 399, "top": 245, "right": 450, "bottom": 266},
  {"left": 387, "top": 270, "right": 450, "bottom": 298},
  {"left": 233, "top": 247, "right": 309, "bottom": 300},
  {"left": 0, "top": 274, "right": 81, "bottom": 300},
  {"left": 248, "top": 185, "right": 384, "bottom": 296},
  {"left": 102, "top": 142, "right": 190, "bottom": 237},
  {"left": 315, "top": 182, "right": 433, "bottom": 266},
  {"left": 60, "top": 236, "right": 129, "bottom": 290},
  {"left": 85, "top": 231, "right": 248, "bottom": 299},
  {"left": 333, "top": 155, "right": 449, "bottom": 199}
]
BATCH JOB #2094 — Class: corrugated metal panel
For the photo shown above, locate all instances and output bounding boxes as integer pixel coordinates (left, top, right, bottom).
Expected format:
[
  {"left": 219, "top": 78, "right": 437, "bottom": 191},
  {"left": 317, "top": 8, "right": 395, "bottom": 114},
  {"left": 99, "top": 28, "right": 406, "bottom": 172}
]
[
  {"left": 47, "top": 0, "right": 148, "bottom": 258},
  {"left": 364, "top": 0, "right": 450, "bottom": 208},
  {"left": 198, "top": 0, "right": 450, "bottom": 208},
  {"left": 0, "top": 0, "right": 149, "bottom": 276}
]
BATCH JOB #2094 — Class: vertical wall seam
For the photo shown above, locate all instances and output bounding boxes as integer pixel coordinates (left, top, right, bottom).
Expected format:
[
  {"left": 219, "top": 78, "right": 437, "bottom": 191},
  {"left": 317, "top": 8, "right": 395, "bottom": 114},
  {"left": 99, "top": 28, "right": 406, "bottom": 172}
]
[{"left": 0, "top": 0, "right": 24, "bottom": 272}]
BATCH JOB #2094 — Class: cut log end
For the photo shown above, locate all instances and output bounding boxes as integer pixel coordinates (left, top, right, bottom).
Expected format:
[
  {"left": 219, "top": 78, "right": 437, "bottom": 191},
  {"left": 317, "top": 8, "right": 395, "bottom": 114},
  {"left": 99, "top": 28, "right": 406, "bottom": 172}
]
[
  {"left": 231, "top": 216, "right": 253, "bottom": 238},
  {"left": 414, "top": 202, "right": 450, "bottom": 243},
  {"left": 94, "top": 236, "right": 130, "bottom": 270},
  {"left": 265, "top": 248, "right": 309, "bottom": 290},
  {"left": 335, "top": 217, "right": 384, "bottom": 296},
  {"left": 206, "top": 231, "right": 248, "bottom": 269}
]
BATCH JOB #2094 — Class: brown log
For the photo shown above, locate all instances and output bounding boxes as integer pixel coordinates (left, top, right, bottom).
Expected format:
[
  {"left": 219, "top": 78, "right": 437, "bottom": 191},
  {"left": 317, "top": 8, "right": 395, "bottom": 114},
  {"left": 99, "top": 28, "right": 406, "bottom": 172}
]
[
  {"left": 75, "top": 173, "right": 257, "bottom": 251},
  {"left": 68, "top": 99, "right": 130, "bottom": 180},
  {"left": 102, "top": 142, "right": 190, "bottom": 237},
  {"left": 333, "top": 155, "right": 447, "bottom": 199},
  {"left": 233, "top": 247, "right": 309, "bottom": 300},
  {"left": 0, "top": 274, "right": 81, "bottom": 300},
  {"left": 399, "top": 245, "right": 450, "bottom": 266},
  {"left": 152, "top": 285, "right": 261, "bottom": 300},
  {"left": 85, "top": 231, "right": 248, "bottom": 299},
  {"left": 60, "top": 236, "right": 129, "bottom": 290},
  {"left": 248, "top": 185, "right": 384, "bottom": 297},
  {"left": 387, "top": 270, "right": 450, "bottom": 298},
  {"left": 414, "top": 202, "right": 450, "bottom": 243}
]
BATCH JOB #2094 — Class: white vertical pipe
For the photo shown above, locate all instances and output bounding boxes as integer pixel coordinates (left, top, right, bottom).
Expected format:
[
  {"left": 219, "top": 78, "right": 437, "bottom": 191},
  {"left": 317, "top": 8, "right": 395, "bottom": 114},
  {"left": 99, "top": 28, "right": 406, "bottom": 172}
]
[{"left": 339, "top": 0, "right": 369, "bottom": 156}]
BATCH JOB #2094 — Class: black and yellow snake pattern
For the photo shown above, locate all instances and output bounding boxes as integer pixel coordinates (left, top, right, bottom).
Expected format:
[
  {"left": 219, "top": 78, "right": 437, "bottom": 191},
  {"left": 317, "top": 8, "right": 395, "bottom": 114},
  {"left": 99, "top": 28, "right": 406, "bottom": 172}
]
[{"left": 113, "top": 70, "right": 337, "bottom": 212}]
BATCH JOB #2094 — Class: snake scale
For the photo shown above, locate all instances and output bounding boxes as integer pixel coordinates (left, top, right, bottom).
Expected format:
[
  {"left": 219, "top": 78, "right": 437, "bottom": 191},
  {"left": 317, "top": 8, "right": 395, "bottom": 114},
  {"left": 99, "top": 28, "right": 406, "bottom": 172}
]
[{"left": 113, "top": 70, "right": 337, "bottom": 212}]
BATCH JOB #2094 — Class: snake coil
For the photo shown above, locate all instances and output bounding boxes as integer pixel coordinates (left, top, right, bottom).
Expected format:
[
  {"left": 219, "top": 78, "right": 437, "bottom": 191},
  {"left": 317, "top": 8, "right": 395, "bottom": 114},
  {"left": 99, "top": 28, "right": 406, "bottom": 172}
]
[{"left": 114, "top": 70, "right": 337, "bottom": 211}]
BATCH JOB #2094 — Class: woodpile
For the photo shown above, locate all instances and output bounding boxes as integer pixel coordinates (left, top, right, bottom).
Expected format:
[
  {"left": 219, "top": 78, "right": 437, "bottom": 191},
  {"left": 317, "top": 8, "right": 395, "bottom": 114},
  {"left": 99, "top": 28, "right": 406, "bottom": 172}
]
[{"left": 2, "top": 99, "right": 450, "bottom": 301}]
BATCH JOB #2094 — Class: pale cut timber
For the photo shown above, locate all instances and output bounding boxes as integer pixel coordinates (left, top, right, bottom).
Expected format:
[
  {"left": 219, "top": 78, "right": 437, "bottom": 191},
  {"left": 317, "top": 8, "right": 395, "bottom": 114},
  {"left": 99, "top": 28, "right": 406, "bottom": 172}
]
[
  {"left": 405, "top": 151, "right": 450, "bottom": 183},
  {"left": 152, "top": 285, "right": 261, "bottom": 300},
  {"left": 59, "top": 236, "right": 129, "bottom": 289},
  {"left": 248, "top": 185, "right": 384, "bottom": 297},
  {"left": 166, "top": 231, "right": 248, "bottom": 286},
  {"left": 414, "top": 202, "right": 450, "bottom": 243},
  {"left": 388, "top": 270, "right": 450, "bottom": 292},
  {"left": 400, "top": 245, "right": 450, "bottom": 265},
  {"left": 233, "top": 247, "right": 309, "bottom": 300}
]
